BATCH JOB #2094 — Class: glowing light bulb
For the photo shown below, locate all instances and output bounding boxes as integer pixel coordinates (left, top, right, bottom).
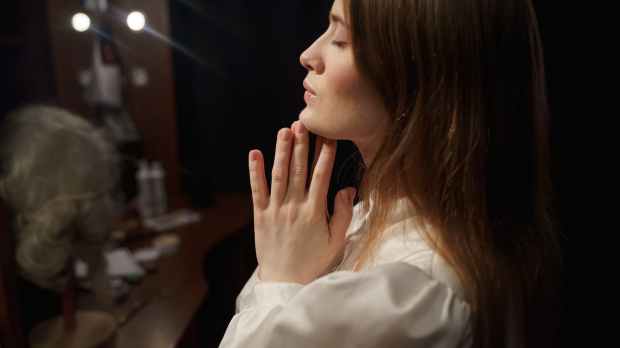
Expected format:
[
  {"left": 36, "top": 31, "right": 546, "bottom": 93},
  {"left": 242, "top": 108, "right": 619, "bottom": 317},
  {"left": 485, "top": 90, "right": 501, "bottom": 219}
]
[
  {"left": 72, "top": 13, "right": 91, "bottom": 32},
  {"left": 127, "top": 11, "right": 146, "bottom": 31}
]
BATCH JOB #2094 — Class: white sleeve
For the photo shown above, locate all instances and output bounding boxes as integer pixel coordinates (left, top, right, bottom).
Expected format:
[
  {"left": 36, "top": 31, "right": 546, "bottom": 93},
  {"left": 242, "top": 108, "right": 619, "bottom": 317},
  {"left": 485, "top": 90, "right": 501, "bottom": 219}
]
[{"left": 219, "top": 262, "right": 471, "bottom": 348}]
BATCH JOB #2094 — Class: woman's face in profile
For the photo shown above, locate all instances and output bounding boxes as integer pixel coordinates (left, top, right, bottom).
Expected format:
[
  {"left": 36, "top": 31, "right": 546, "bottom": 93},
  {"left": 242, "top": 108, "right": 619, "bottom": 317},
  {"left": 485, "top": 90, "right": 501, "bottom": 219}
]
[{"left": 299, "top": 0, "right": 388, "bottom": 144}]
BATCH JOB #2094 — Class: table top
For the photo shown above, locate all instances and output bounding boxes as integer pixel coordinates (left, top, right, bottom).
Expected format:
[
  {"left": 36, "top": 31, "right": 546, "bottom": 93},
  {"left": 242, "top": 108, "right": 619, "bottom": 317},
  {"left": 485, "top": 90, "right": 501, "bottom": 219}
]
[{"left": 81, "top": 192, "right": 251, "bottom": 348}]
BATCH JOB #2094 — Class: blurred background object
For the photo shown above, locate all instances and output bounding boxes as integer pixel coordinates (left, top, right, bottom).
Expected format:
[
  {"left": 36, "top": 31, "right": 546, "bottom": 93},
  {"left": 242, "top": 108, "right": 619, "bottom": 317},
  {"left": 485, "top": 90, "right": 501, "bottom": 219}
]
[{"left": 0, "top": 105, "right": 122, "bottom": 347}]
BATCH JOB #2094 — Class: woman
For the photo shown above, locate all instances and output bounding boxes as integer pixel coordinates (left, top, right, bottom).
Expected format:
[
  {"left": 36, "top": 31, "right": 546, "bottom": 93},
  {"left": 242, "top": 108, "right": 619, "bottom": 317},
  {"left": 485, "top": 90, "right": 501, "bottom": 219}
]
[{"left": 220, "top": 0, "right": 562, "bottom": 347}]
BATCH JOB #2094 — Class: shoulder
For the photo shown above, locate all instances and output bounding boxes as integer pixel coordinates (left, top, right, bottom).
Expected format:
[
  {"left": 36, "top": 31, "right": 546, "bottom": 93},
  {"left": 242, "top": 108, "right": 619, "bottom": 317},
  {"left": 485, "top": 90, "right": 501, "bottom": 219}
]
[
  {"left": 368, "top": 200, "right": 467, "bottom": 301},
  {"left": 347, "top": 198, "right": 467, "bottom": 300}
]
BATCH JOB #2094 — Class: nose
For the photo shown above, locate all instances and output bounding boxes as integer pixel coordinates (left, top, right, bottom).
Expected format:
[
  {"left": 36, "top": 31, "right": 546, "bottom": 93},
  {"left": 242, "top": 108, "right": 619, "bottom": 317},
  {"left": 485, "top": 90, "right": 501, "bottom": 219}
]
[{"left": 300, "top": 45, "right": 324, "bottom": 73}]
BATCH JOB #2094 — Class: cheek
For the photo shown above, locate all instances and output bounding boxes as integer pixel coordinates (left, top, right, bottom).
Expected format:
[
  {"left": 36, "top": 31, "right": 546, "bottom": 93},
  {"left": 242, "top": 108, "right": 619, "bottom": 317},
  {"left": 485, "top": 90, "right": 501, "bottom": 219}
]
[
  {"left": 327, "top": 64, "right": 361, "bottom": 106},
  {"left": 311, "top": 68, "right": 362, "bottom": 138},
  {"left": 327, "top": 66, "right": 387, "bottom": 132}
]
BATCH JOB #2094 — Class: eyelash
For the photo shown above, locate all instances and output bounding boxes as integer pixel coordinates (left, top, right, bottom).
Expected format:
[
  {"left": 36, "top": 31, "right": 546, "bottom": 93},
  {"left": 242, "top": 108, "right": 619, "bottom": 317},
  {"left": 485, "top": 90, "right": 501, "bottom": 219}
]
[{"left": 325, "top": 21, "right": 347, "bottom": 48}]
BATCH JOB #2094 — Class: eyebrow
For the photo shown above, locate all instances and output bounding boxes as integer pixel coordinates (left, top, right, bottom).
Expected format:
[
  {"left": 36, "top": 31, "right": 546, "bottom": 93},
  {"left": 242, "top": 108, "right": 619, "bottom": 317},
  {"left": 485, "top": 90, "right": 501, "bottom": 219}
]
[{"left": 329, "top": 13, "right": 350, "bottom": 28}]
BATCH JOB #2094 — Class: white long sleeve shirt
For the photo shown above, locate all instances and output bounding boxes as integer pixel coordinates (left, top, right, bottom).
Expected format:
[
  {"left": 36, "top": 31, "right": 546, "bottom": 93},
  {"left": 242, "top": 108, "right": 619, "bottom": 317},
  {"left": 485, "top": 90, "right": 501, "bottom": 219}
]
[{"left": 220, "top": 198, "right": 472, "bottom": 348}]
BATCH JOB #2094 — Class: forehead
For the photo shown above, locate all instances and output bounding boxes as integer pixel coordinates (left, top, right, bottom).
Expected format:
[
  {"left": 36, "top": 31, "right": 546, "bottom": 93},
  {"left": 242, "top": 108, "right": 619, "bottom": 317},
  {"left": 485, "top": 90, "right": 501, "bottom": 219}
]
[{"left": 330, "top": 0, "right": 350, "bottom": 27}]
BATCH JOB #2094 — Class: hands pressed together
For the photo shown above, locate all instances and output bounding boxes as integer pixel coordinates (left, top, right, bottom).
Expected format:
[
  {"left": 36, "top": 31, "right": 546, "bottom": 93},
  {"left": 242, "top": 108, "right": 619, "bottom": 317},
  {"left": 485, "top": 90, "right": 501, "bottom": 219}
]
[{"left": 248, "top": 121, "right": 357, "bottom": 284}]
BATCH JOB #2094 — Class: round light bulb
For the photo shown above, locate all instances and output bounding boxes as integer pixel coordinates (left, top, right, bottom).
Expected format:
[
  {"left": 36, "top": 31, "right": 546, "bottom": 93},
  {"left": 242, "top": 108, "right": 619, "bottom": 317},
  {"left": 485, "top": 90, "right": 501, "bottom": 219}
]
[
  {"left": 127, "top": 11, "right": 146, "bottom": 31},
  {"left": 72, "top": 13, "right": 91, "bottom": 32}
]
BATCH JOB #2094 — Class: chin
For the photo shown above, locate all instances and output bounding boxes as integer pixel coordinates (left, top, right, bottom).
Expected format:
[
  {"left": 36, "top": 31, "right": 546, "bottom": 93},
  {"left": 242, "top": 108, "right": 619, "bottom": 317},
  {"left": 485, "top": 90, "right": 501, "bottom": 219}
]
[
  {"left": 299, "top": 111, "right": 347, "bottom": 141},
  {"left": 299, "top": 108, "right": 318, "bottom": 133},
  {"left": 300, "top": 109, "right": 327, "bottom": 138}
]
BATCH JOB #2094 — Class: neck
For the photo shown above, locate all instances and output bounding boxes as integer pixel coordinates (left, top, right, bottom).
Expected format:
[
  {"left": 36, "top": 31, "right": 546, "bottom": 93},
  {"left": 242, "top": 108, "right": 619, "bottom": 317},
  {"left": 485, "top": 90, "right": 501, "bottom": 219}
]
[{"left": 353, "top": 130, "right": 385, "bottom": 166}]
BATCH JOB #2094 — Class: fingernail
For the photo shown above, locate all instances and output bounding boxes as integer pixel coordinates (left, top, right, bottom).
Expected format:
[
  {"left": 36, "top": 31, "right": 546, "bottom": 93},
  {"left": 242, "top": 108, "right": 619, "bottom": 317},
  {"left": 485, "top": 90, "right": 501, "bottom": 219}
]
[
  {"left": 296, "top": 122, "right": 305, "bottom": 134},
  {"left": 281, "top": 129, "right": 291, "bottom": 141}
]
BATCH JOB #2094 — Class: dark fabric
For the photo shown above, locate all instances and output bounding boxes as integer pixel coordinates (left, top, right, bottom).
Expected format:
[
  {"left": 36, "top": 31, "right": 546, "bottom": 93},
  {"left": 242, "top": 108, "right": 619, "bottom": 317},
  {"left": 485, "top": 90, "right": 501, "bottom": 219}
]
[{"left": 195, "top": 223, "right": 256, "bottom": 347}]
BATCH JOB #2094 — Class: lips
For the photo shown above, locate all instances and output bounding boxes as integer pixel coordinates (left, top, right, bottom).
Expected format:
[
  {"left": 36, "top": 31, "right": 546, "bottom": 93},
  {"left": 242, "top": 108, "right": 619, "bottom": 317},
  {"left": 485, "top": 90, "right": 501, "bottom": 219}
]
[{"left": 303, "top": 80, "right": 317, "bottom": 96}]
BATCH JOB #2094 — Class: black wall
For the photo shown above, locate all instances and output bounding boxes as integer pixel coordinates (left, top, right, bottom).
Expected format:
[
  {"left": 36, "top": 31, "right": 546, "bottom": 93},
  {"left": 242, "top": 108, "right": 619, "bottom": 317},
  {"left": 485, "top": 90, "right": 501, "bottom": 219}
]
[{"left": 171, "top": 0, "right": 343, "bottom": 206}]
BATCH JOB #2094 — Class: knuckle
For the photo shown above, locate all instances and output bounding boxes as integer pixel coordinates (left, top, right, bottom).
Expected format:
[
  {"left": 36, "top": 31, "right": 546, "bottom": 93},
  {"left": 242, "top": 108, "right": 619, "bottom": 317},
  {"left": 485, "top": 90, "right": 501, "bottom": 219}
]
[
  {"left": 313, "top": 169, "right": 327, "bottom": 180},
  {"left": 293, "top": 164, "right": 305, "bottom": 177},
  {"left": 284, "top": 204, "right": 298, "bottom": 222},
  {"left": 305, "top": 205, "right": 320, "bottom": 220},
  {"left": 272, "top": 175, "right": 284, "bottom": 184},
  {"left": 271, "top": 168, "right": 285, "bottom": 182}
]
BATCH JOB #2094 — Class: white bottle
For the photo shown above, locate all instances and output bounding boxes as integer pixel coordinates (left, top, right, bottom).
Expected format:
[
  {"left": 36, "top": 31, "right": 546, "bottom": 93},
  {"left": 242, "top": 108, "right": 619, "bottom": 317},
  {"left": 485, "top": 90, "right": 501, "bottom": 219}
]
[
  {"left": 136, "top": 160, "right": 154, "bottom": 220},
  {"left": 151, "top": 161, "right": 167, "bottom": 217}
]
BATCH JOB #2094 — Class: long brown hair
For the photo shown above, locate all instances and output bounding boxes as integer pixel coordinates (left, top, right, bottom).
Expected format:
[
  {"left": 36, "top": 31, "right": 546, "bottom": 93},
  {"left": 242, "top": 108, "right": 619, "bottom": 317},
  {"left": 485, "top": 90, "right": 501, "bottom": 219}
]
[{"left": 344, "top": 0, "right": 562, "bottom": 347}]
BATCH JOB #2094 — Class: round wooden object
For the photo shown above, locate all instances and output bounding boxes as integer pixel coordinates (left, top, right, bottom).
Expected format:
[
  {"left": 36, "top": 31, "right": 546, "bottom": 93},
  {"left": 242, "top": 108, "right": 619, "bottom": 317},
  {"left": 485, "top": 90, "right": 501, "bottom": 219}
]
[{"left": 28, "top": 310, "right": 117, "bottom": 348}]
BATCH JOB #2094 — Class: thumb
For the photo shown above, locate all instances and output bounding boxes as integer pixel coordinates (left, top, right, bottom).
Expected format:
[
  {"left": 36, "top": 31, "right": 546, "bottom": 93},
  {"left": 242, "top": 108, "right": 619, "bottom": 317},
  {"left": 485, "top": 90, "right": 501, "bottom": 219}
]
[{"left": 328, "top": 187, "right": 356, "bottom": 251}]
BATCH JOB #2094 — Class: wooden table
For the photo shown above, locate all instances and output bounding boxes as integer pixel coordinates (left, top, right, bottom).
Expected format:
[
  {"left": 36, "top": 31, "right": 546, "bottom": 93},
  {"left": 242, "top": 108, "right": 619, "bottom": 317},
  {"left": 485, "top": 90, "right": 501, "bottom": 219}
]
[{"left": 84, "top": 192, "right": 251, "bottom": 348}]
